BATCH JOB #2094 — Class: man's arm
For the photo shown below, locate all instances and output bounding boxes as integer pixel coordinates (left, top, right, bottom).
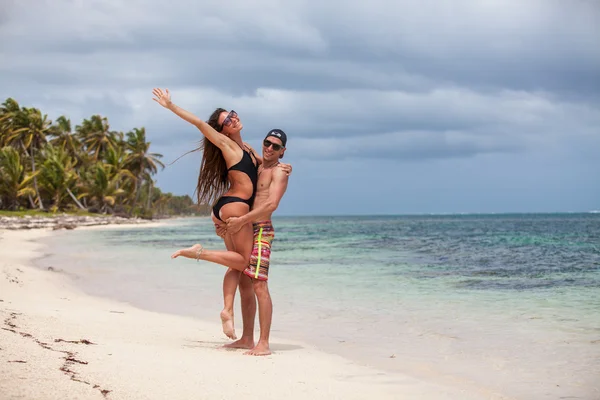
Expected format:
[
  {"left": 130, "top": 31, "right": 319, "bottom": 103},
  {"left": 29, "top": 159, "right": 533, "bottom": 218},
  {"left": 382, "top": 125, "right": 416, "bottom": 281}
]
[
  {"left": 214, "top": 220, "right": 227, "bottom": 238},
  {"left": 226, "top": 169, "right": 289, "bottom": 233}
]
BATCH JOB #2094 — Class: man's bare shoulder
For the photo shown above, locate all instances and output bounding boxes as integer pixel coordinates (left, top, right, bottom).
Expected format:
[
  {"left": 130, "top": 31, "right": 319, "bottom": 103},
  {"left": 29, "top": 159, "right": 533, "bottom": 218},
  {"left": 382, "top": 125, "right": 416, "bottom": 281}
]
[{"left": 272, "top": 164, "right": 290, "bottom": 180}]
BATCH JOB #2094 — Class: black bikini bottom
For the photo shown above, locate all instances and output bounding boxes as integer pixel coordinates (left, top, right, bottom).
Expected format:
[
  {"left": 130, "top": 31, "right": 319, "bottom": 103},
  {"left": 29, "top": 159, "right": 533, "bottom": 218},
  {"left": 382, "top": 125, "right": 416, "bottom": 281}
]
[{"left": 212, "top": 196, "right": 253, "bottom": 222}]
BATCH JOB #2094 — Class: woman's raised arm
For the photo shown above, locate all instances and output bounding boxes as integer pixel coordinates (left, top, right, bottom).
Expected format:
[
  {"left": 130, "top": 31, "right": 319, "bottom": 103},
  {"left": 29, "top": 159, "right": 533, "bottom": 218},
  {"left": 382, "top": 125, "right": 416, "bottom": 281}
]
[{"left": 152, "top": 88, "right": 230, "bottom": 151}]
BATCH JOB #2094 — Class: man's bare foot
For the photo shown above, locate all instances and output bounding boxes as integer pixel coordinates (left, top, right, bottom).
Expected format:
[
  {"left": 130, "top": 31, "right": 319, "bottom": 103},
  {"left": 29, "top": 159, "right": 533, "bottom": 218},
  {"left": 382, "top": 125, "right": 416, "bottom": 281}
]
[
  {"left": 223, "top": 337, "right": 254, "bottom": 349},
  {"left": 171, "top": 244, "right": 203, "bottom": 260},
  {"left": 220, "top": 310, "right": 237, "bottom": 340},
  {"left": 244, "top": 341, "right": 271, "bottom": 356}
]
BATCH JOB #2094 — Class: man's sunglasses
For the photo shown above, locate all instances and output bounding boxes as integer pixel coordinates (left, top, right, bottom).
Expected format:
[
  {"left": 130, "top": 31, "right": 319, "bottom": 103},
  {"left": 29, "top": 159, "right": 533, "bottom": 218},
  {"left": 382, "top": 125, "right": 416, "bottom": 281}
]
[
  {"left": 263, "top": 139, "right": 283, "bottom": 151},
  {"left": 219, "top": 110, "right": 237, "bottom": 131}
]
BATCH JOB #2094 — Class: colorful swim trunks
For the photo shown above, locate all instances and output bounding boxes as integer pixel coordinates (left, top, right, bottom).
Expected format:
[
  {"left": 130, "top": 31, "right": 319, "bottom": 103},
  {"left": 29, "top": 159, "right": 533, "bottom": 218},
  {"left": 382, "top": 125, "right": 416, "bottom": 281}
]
[{"left": 243, "top": 221, "right": 275, "bottom": 281}]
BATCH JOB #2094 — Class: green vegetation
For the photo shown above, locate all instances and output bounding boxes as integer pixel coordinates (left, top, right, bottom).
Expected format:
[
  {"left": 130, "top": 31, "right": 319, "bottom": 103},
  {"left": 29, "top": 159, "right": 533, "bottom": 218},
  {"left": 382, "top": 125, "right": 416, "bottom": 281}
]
[
  {"left": 0, "top": 98, "right": 206, "bottom": 218},
  {"left": 0, "top": 209, "right": 102, "bottom": 218}
]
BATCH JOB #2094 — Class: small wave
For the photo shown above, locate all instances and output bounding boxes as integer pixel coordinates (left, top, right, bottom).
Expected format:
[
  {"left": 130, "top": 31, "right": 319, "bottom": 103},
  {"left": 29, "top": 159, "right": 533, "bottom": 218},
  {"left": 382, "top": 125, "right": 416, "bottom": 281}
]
[{"left": 454, "top": 277, "right": 599, "bottom": 291}]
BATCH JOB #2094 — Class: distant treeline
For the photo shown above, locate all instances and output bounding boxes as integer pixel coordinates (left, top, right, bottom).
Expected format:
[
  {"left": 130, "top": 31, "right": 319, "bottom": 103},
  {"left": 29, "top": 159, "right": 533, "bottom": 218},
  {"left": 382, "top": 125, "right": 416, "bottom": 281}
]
[{"left": 0, "top": 97, "right": 209, "bottom": 218}]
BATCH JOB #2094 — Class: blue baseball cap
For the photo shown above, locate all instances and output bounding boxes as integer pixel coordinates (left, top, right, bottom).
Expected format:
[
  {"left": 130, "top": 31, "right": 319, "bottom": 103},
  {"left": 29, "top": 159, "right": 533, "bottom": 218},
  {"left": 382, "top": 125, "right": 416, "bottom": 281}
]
[{"left": 265, "top": 129, "right": 287, "bottom": 147}]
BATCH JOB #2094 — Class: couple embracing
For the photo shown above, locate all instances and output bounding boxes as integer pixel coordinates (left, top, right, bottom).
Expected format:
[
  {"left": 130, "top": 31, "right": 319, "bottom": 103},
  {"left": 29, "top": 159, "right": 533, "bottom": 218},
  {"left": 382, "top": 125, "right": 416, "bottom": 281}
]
[{"left": 152, "top": 88, "right": 291, "bottom": 356}]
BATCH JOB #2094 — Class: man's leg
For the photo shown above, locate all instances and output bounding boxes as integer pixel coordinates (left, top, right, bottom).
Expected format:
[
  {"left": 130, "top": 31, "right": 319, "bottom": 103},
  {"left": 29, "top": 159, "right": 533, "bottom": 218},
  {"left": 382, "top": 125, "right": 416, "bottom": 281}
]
[
  {"left": 245, "top": 280, "right": 272, "bottom": 356},
  {"left": 224, "top": 274, "right": 256, "bottom": 349}
]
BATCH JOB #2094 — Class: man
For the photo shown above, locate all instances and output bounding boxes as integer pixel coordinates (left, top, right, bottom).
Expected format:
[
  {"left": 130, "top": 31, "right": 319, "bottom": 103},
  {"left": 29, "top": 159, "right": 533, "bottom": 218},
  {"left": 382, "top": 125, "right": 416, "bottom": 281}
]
[{"left": 218, "top": 129, "right": 290, "bottom": 356}]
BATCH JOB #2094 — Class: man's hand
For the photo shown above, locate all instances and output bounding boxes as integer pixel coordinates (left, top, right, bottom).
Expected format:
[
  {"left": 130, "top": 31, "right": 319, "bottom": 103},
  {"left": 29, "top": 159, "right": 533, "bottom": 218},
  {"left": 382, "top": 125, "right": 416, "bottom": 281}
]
[
  {"left": 278, "top": 162, "right": 292, "bottom": 176},
  {"left": 214, "top": 221, "right": 227, "bottom": 238},
  {"left": 226, "top": 216, "right": 246, "bottom": 234}
]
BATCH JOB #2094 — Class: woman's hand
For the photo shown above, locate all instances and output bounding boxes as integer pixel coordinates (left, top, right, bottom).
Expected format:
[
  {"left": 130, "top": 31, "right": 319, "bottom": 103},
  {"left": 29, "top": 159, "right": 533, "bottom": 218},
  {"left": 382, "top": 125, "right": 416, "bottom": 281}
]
[
  {"left": 278, "top": 162, "right": 292, "bottom": 176},
  {"left": 152, "top": 88, "right": 173, "bottom": 109}
]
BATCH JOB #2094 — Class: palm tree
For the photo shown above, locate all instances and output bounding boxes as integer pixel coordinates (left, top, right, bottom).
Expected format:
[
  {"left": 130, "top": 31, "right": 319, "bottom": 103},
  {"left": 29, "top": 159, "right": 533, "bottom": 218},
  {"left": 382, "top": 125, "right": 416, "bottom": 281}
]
[
  {"left": 0, "top": 98, "right": 22, "bottom": 148},
  {"left": 125, "top": 127, "right": 165, "bottom": 207},
  {"left": 38, "top": 144, "right": 83, "bottom": 212},
  {"left": 1, "top": 97, "right": 203, "bottom": 217},
  {"left": 49, "top": 116, "right": 83, "bottom": 165},
  {"left": 103, "top": 146, "right": 137, "bottom": 212},
  {"left": 0, "top": 147, "right": 39, "bottom": 210},
  {"left": 0, "top": 99, "right": 35, "bottom": 208},
  {"left": 3, "top": 107, "right": 51, "bottom": 209},
  {"left": 78, "top": 162, "right": 135, "bottom": 214},
  {"left": 76, "top": 115, "right": 118, "bottom": 161},
  {"left": 154, "top": 191, "right": 172, "bottom": 216}
]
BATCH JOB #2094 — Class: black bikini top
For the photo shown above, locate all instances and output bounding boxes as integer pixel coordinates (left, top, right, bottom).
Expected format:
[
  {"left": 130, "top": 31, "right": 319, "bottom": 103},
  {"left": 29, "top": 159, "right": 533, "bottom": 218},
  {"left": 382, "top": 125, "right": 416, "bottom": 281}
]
[{"left": 224, "top": 147, "right": 258, "bottom": 201}]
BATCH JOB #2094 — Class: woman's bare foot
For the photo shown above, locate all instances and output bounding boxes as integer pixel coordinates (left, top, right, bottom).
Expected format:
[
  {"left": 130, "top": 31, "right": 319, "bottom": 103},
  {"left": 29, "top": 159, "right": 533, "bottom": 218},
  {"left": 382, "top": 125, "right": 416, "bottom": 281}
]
[
  {"left": 223, "top": 337, "right": 254, "bottom": 349},
  {"left": 244, "top": 341, "right": 271, "bottom": 356},
  {"left": 171, "top": 244, "right": 203, "bottom": 260},
  {"left": 220, "top": 309, "right": 237, "bottom": 340}
]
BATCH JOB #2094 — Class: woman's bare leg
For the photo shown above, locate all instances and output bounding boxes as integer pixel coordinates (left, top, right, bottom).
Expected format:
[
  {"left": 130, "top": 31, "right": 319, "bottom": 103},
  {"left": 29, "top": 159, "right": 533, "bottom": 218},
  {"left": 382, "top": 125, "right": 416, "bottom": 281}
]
[
  {"left": 221, "top": 231, "right": 239, "bottom": 340},
  {"left": 217, "top": 203, "right": 254, "bottom": 341},
  {"left": 171, "top": 203, "right": 254, "bottom": 271},
  {"left": 171, "top": 244, "right": 252, "bottom": 270},
  {"left": 171, "top": 203, "right": 255, "bottom": 339},
  {"left": 223, "top": 275, "right": 256, "bottom": 349}
]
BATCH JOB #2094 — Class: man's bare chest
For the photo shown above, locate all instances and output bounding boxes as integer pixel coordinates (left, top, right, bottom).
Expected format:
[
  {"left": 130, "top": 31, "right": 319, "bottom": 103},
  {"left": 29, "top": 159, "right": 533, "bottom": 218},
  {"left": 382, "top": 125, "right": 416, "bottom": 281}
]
[{"left": 257, "top": 168, "right": 273, "bottom": 192}]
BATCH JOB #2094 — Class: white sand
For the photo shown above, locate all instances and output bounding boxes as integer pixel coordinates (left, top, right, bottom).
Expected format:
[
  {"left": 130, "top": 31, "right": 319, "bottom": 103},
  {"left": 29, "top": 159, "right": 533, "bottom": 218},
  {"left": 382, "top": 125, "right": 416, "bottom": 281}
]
[{"left": 0, "top": 229, "right": 500, "bottom": 400}]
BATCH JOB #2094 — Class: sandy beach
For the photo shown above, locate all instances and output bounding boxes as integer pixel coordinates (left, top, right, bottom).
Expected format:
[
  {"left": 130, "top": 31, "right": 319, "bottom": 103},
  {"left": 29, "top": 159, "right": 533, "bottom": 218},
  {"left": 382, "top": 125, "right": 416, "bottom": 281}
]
[{"left": 0, "top": 229, "right": 494, "bottom": 400}]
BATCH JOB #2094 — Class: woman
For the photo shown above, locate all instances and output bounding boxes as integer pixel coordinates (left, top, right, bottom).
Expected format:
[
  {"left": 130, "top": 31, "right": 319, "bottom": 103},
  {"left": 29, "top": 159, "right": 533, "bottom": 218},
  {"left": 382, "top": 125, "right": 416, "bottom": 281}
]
[{"left": 152, "top": 88, "right": 288, "bottom": 340}]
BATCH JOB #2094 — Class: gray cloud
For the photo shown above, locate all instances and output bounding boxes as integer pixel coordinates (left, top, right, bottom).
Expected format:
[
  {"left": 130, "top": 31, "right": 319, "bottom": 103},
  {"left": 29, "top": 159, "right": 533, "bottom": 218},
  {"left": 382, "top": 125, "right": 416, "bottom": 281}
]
[
  {"left": 3, "top": 0, "right": 598, "bottom": 94},
  {"left": 0, "top": 0, "right": 598, "bottom": 213}
]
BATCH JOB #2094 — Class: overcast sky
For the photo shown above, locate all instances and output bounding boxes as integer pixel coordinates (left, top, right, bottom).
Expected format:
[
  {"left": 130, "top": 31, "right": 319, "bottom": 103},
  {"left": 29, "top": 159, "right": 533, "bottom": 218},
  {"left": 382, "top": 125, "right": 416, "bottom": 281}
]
[{"left": 1, "top": 0, "right": 599, "bottom": 215}]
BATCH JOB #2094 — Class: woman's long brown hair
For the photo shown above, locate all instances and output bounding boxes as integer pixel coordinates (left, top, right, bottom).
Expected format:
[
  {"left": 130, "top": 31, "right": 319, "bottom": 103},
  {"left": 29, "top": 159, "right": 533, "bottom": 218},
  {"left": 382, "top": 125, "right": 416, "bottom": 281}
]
[{"left": 196, "top": 108, "right": 229, "bottom": 206}]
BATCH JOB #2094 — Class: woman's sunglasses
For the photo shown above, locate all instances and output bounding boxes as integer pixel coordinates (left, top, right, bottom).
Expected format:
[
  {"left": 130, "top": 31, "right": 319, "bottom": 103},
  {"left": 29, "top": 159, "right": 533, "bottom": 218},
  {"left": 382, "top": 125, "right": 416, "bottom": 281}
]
[
  {"left": 220, "top": 110, "right": 238, "bottom": 131},
  {"left": 263, "top": 139, "right": 283, "bottom": 151}
]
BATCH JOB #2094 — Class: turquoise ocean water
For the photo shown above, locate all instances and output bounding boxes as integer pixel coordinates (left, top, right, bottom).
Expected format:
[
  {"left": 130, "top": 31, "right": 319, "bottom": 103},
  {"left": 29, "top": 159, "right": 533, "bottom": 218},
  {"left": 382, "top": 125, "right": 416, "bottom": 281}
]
[{"left": 38, "top": 213, "right": 600, "bottom": 399}]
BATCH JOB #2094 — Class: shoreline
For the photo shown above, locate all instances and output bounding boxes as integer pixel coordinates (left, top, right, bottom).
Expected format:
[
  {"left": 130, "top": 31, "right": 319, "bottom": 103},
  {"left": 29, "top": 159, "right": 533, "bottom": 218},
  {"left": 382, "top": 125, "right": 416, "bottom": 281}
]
[
  {"left": 0, "top": 229, "right": 487, "bottom": 400},
  {"left": 0, "top": 213, "right": 210, "bottom": 231},
  {"left": 0, "top": 214, "right": 160, "bottom": 230}
]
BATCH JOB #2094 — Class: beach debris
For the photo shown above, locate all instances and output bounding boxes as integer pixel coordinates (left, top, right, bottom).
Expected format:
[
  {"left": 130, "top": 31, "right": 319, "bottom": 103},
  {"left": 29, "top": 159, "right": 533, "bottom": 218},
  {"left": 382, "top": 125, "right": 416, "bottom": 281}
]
[
  {"left": 6, "top": 274, "right": 21, "bottom": 285},
  {"left": 47, "top": 266, "right": 55, "bottom": 271},
  {"left": 2, "top": 312, "right": 111, "bottom": 398},
  {"left": 55, "top": 338, "right": 96, "bottom": 345},
  {"left": 389, "top": 354, "right": 396, "bottom": 358},
  {"left": 53, "top": 223, "right": 77, "bottom": 230},
  {"left": 109, "top": 310, "right": 125, "bottom": 314},
  {"left": 4, "top": 312, "right": 19, "bottom": 329},
  {"left": 37, "top": 341, "right": 52, "bottom": 350},
  {"left": 92, "top": 385, "right": 112, "bottom": 397},
  {"left": 8, "top": 360, "right": 27, "bottom": 363},
  {"left": 64, "top": 356, "right": 88, "bottom": 365}
]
